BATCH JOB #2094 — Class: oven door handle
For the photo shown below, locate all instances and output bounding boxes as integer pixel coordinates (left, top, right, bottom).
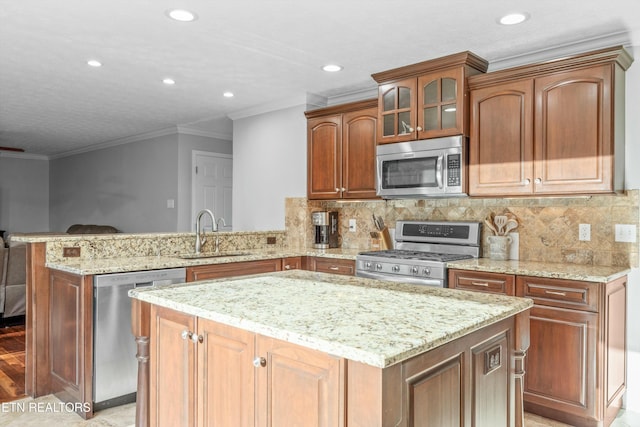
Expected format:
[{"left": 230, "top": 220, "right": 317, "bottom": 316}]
[
  {"left": 436, "top": 155, "right": 444, "bottom": 189},
  {"left": 356, "top": 270, "right": 444, "bottom": 287}
]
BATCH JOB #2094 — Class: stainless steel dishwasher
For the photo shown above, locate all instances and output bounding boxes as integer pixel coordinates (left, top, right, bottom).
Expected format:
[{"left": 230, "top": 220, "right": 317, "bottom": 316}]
[{"left": 93, "top": 267, "right": 186, "bottom": 410}]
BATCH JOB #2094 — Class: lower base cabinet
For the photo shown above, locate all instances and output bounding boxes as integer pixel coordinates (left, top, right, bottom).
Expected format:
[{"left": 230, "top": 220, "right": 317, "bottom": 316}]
[
  {"left": 140, "top": 302, "right": 527, "bottom": 427},
  {"left": 149, "top": 305, "right": 343, "bottom": 427}
]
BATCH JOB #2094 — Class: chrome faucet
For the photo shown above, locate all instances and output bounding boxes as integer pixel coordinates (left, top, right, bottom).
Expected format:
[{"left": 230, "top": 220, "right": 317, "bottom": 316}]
[{"left": 195, "top": 209, "right": 217, "bottom": 253}]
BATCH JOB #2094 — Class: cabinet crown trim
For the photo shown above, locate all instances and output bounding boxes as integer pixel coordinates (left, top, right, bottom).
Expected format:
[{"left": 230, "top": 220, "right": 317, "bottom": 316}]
[
  {"left": 468, "top": 45, "right": 633, "bottom": 89},
  {"left": 371, "top": 51, "right": 488, "bottom": 83},
  {"left": 304, "top": 98, "right": 378, "bottom": 118}
]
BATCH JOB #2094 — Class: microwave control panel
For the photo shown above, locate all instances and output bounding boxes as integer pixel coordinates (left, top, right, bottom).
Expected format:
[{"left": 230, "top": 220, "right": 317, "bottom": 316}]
[{"left": 447, "top": 154, "right": 461, "bottom": 186}]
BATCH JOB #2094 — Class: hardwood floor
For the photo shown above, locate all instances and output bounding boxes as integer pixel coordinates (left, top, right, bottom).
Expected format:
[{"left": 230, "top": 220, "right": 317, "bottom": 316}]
[{"left": 0, "top": 324, "right": 26, "bottom": 403}]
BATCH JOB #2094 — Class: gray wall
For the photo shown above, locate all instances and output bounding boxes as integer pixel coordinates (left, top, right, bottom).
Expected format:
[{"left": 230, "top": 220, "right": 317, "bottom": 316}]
[
  {"left": 232, "top": 105, "right": 307, "bottom": 230},
  {"left": 0, "top": 155, "right": 49, "bottom": 235},
  {"left": 49, "top": 134, "right": 179, "bottom": 232}
]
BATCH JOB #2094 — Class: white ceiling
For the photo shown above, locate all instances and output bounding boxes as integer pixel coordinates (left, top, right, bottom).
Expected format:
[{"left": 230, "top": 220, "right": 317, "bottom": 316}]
[{"left": 1, "top": 0, "right": 639, "bottom": 158}]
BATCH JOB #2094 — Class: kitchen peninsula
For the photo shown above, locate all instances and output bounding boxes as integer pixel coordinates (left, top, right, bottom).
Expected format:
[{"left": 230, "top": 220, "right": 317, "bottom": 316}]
[{"left": 130, "top": 269, "right": 532, "bottom": 427}]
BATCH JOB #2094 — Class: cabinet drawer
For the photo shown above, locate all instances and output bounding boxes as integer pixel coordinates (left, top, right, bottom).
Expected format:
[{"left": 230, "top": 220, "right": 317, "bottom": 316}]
[
  {"left": 516, "top": 276, "right": 599, "bottom": 312},
  {"left": 449, "top": 270, "right": 515, "bottom": 295},
  {"left": 312, "top": 258, "right": 355, "bottom": 276},
  {"left": 282, "top": 257, "right": 302, "bottom": 271},
  {"left": 187, "top": 259, "right": 282, "bottom": 281}
]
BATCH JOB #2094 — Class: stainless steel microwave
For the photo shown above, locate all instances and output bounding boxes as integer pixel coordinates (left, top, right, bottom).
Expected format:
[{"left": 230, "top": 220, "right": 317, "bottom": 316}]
[{"left": 376, "top": 135, "right": 466, "bottom": 198}]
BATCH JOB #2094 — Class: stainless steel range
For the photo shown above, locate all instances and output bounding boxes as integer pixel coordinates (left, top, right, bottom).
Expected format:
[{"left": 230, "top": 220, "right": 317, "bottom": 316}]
[{"left": 356, "top": 220, "right": 482, "bottom": 287}]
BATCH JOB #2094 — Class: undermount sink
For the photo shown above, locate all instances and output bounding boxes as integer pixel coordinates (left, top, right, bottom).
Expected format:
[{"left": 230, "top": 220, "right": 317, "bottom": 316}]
[{"left": 178, "top": 252, "right": 251, "bottom": 260}]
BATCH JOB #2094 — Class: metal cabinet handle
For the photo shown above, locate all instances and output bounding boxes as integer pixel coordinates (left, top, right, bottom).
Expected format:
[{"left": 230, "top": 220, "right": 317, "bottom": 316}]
[
  {"left": 545, "top": 290, "right": 567, "bottom": 296},
  {"left": 181, "top": 330, "right": 192, "bottom": 340},
  {"left": 329, "top": 266, "right": 340, "bottom": 271},
  {"left": 524, "top": 179, "right": 531, "bottom": 185},
  {"left": 416, "top": 126, "right": 423, "bottom": 131},
  {"left": 471, "top": 281, "right": 490, "bottom": 287},
  {"left": 341, "top": 187, "right": 346, "bottom": 192},
  {"left": 253, "top": 357, "right": 266, "bottom": 368},
  {"left": 534, "top": 178, "right": 542, "bottom": 184},
  {"left": 284, "top": 264, "right": 291, "bottom": 270},
  {"left": 191, "top": 333, "right": 203, "bottom": 344}
]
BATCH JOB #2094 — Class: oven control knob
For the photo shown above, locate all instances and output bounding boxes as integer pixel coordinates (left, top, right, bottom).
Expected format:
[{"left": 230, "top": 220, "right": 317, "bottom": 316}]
[
  {"left": 376, "top": 263, "right": 383, "bottom": 271},
  {"left": 365, "top": 261, "right": 372, "bottom": 269},
  {"left": 422, "top": 268, "right": 431, "bottom": 276},
  {"left": 412, "top": 266, "right": 419, "bottom": 275},
  {"left": 392, "top": 265, "right": 400, "bottom": 272}
]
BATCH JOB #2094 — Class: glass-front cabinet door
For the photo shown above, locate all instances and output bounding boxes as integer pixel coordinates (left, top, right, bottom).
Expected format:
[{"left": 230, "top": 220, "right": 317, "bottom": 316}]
[
  {"left": 417, "top": 67, "right": 464, "bottom": 139},
  {"left": 377, "top": 77, "right": 417, "bottom": 144}
]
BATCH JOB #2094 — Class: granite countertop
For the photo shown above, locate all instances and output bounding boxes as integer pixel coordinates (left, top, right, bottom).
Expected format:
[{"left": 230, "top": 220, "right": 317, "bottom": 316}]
[
  {"left": 448, "top": 258, "right": 630, "bottom": 283},
  {"left": 129, "top": 269, "right": 532, "bottom": 368},
  {"left": 47, "top": 248, "right": 360, "bottom": 275}
]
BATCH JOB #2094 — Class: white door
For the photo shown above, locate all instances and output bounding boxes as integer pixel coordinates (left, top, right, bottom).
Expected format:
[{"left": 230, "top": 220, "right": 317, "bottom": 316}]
[{"left": 192, "top": 152, "right": 233, "bottom": 231}]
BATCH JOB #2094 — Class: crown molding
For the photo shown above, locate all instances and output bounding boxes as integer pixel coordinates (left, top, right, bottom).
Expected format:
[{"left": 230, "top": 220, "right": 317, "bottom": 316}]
[
  {"left": 175, "top": 126, "right": 232, "bottom": 141},
  {"left": 0, "top": 150, "right": 49, "bottom": 160},
  {"left": 487, "top": 31, "right": 634, "bottom": 71},
  {"left": 227, "top": 93, "right": 328, "bottom": 120},
  {"left": 325, "top": 85, "right": 378, "bottom": 106}
]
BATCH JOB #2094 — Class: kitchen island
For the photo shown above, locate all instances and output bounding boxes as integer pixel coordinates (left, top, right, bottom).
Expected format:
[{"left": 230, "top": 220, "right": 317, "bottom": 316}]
[{"left": 130, "top": 270, "right": 532, "bottom": 427}]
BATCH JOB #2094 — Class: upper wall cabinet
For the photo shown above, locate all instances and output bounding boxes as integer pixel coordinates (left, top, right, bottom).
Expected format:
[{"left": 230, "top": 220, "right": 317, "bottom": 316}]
[
  {"left": 372, "top": 51, "right": 488, "bottom": 144},
  {"left": 468, "top": 46, "right": 633, "bottom": 197},
  {"left": 305, "top": 99, "right": 378, "bottom": 200}
]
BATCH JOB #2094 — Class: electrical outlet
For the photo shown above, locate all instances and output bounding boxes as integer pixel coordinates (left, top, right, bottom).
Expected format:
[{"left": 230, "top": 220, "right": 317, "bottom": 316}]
[
  {"left": 348, "top": 219, "right": 357, "bottom": 232},
  {"left": 63, "top": 247, "right": 81, "bottom": 257},
  {"left": 579, "top": 224, "right": 591, "bottom": 241},
  {"left": 615, "top": 224, "right": 637, "bottom": 243}
]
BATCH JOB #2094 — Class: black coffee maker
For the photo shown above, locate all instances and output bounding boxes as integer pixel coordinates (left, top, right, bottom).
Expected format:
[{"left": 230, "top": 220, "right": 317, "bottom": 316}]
[{"left": 311, "top": 211, "right": 339, "bottom": 249}]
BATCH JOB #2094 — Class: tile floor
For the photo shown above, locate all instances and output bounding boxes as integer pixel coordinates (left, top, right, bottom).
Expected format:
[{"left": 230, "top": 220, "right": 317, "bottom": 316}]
[{"left": 0, "top": 394, "right": 638, "bottom": 426}]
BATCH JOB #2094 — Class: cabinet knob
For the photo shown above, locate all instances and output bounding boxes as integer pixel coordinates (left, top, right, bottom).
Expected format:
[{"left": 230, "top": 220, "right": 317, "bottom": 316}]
[
  {"left": 284, "top": 264, "right": 291, "bottom": 270},
  {"left": 409, "top": 127, "right": 415, "bottom": 132},
  {"left": 416, "top": 126, "right": 422, "bottom": 131},
  {"left": 181, "top": 330, "right": 192, "bottom": 340},
  {"left": 335, "top": 188, "right": 340, "bottom": 192},
  {"left": 191, "top": 333, "right": 203, "bottom": 344},
  {"left": 534, "top": 178, "right": 542, "bottom": 184},
  {"left": 253, "top": 356, "right": 267, "bottom": 368},
  {"left": 524, "top": 179, "right": 531, "bottom": 185},
  {"left": 341, "top": 187, "right": 346, "bottom": 192}
]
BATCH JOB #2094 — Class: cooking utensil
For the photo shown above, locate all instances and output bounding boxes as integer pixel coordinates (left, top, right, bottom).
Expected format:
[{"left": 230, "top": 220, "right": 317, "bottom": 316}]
[
  {"left": 484, "top": 217, "right": 498, "bottom": 235},
  {"left": 503, "top": 219, "right": 518, "bottom": 235},
  {"left": 493, "top": 215, "right": 508, "bottom": 235}
]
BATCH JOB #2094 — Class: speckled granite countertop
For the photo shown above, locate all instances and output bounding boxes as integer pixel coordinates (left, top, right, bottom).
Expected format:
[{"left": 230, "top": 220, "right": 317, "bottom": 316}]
[
  {"left": 47, "top": 248, "right": 359, "bottom": 275},
  {"left": 129, "top": 269, "right": 532, "bottom": 368},
  {"left": 448, "top": 258, "right": 630, "bottom": 283}
]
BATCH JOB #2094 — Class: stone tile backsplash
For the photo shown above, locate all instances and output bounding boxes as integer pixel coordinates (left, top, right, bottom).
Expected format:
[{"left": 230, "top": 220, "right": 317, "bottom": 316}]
[{"left": 286, "top": 190, "right": 639, "bottom": 268}]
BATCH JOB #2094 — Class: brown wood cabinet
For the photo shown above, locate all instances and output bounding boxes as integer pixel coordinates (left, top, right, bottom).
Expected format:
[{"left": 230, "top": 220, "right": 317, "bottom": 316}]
[
  {"left": 372, "top": 51, "right": 488, "bottom": 144},
  {"left": 48, "top": 270, "right": 94, "bottom": 419},
  {"left": 186, "top": 258, "right": 282, "bottom": 281},
  {"left": 468, "top": 46, "right": 632, "bottom": 197},
  {"left": 449, "top": 269, "right": 515, "bottom": 295},
  {"left": 305, "top": 99, "right": 378, "bottom": 200},
  {"left": 517, "top": 275, "right": 627, "bottom": 427},
  {"left": 136, "top": 299, "right": 529, "bottom": 427},
  {"left": 281, "top": 256, "right": 302, "bottom": 271},
  {"left": 306, "top": 256, "right": 355, "bottom": 276},
  {"left": 148, "top": 305, "right": 343, "bottom": 427}
]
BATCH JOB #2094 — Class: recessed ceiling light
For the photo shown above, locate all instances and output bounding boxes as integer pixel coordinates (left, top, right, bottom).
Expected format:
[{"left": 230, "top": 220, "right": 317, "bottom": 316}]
[
  {"left": 87, "top": 60, "right": 102, "bottom": 67},
  {"left": 498, "top": 12, "right": 530, "bottom": 25},
  {"left": 162, "top": 78, "right": 176, "bottom": 85},
  {"left": 166, "top": 9, "right": 197, "bottom": 22},
  {"left": 223, "top": 91, "right": 234, "bottom": 98},
  {"left": 322, "top": 64, "right": 343, "bottom": 72}
]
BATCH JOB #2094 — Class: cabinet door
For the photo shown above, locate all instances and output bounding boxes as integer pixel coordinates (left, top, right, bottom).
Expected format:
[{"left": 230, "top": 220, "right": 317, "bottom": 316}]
[
  {"left": 377, "top": 77, "right": 417, "bottom": 144},
  {"left": 281, "top": 256, "right": 302, "bottom": 271},
  {"left": 197, "top": 319, "right": 255, "bottom": 427},
  {"left": 417, "top": 67, "right": 465, "bottom": 138},
  {"left": 150, "top": 305, "right": 196, "bottom": 427},
  {"left": 523, "top": 304, "right": 598, "bottom": 421},
  {"left": 342, "top": 106, "right": 378, "bottom": 199},
  {"left": 534, "top": 64, "right": 613, "bottom": 194},
  {"left": 255, "top": 336, "right": 345, "bottom": 427},
  {"left": 307, "top": 115, "right": 342, "bottom": 199},
  {"left": 469, "top": 79, "right": 534, "bottom": 196},
  {"left": 186, "top": 259, "right": 282, "bottom": 281}
]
